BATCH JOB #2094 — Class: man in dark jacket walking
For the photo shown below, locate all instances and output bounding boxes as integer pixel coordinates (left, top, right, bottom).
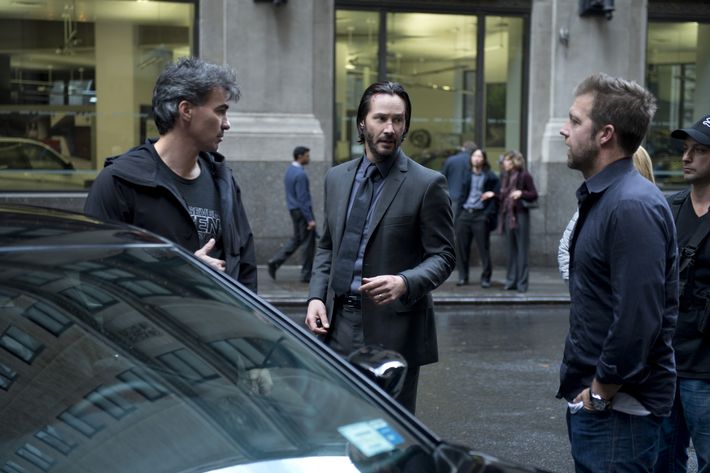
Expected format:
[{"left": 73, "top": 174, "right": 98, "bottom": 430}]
[
  {"left": 268, "top": 146, "right": 316, "bottom": 283},
  {"left": 84, "top": 57, "right": 257, "bottom": 292}
]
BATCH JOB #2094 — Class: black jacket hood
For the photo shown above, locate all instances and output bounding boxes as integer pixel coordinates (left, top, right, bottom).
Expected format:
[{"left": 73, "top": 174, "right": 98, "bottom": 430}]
[{"left": 103, "top": 139, "right": 228, "bottom": 188}]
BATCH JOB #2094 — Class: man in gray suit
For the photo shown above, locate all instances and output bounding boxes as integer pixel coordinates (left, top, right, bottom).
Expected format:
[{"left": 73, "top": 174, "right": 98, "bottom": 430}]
[{"left": 305, "top": 81, "right": 455, "bottom": 413}]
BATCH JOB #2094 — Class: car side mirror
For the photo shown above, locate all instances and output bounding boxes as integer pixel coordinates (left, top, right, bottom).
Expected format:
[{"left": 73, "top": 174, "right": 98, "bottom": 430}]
[{"left": 347, "top": 345, "right": 407, "bottom": 399}]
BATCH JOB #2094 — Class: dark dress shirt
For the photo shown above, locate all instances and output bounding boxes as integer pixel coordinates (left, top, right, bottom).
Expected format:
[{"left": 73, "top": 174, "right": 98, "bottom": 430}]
[
  {"left": 346, "top": 156, "right": 395, "bottom": 294},
  {"left": 557, "top": 158, "right": 679, "bottom": 416}
]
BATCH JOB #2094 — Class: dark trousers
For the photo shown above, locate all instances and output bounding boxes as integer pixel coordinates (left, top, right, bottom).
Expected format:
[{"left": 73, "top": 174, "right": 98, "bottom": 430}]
[
  {"left": 327, "top": 299, "right": 420, "bottom": 414},
  {"left": 455, "top": 208, "right": 492, "bottom": 283},
  {"left": 269, "top": 209, "right": 315, "bottom": 281},
  {"left": 503, "top": 210, "right": 530, "bottom": 292}
]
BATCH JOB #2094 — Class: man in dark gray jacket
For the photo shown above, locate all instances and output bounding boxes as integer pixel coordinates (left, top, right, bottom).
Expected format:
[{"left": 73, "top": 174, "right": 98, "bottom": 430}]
[
  {"left": 84, "top": 57, "right": 256, "bottom": 291},
  {"left": 305, "top": 81, "right": 455, "bottom": 413}
]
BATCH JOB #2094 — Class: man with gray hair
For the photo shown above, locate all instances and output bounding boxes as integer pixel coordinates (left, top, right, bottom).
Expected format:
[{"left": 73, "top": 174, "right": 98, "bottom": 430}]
[
  {"left": 85, "top": 57, "right": 257, "bottom": 291},
  {"left": 557, "top": 72, "right": 678, "bottom": 472}
]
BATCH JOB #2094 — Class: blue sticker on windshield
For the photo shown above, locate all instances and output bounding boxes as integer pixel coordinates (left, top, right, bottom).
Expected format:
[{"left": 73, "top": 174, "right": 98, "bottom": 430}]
[{"left": 338, "top": 419, "right": 404, "bottom": 457}]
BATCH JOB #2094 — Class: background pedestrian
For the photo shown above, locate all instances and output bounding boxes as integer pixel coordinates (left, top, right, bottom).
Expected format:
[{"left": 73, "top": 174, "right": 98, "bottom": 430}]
[
  {"left": 268, "top": 145, "right": 316, "bottom": 283},
  {"left": 454, "top": 147, "right": 499, "bottom": 287},
  {"left": 498, "top": 150, "right": 537, "bottom": 293}
]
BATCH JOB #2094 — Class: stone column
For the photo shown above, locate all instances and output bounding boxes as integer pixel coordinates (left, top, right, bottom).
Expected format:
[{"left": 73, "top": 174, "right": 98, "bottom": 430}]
[
  {"left": 528, "top": 0, "right": 648, "bottom": 265},
  {"left": 199, "top": 0, "right": 330, "bottom": 262}
]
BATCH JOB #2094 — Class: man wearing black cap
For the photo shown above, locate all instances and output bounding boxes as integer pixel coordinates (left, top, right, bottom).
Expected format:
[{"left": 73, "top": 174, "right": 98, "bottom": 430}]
[{"left": 656, "top": 114, "right": 710, "bottom": 473}]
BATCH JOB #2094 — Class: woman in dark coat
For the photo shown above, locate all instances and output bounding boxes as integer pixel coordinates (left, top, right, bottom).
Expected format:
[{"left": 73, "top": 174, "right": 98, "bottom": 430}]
[{"left": 498, "top": 150, "right": 538, "bottom": 292}]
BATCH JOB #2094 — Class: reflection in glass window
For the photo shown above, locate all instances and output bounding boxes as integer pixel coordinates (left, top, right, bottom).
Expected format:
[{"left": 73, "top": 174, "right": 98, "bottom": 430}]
[
  {"left": 0, "top": 245, "right": 426, "bottom": 471},
  {"left": 0, "top": 325, "right": 44, "bottom": 364},
  {"left": 60, "top": 285, "right": 116, "bottom": 313},
  {"left": 158, "top": 349, "right": 219, "bottom": 384},
  {"left": 646, "top": 21, "right": 707, "bottom": 188},
  {"left": 16, "top": 444, "right": 55, "bottom": 472},
  {"left": 86, "top": 385, "right": 136, "bottom": 420},
  {"left": 484, "top": 16, "right": 523, "bottom": 165},
  {"left": 334, "top": 10, "right": 380, "bottom": 163},
  {"left": 334, "top": 8, "right": 525, "bottom": 171},
  {"left": 22, "top": 301, "right": 73, "bottom": 337},
  {"left": 388, "top": 12, "right": 478, "bottom": 170},
  {"left": 118, "top": 279, "right": 172, "bottom": 297},
  {"left": 11, "top": 272, "right": 62, "bottom": 286},
  {"left": 58, "top": 406, "right": 104, "bottom": 438},
  {"left": 0, "top": 1, "right": 195, "bottom": 191},
  {"left": 35, "top": 426, "right": 77, "bottom": 456},
  {"left": 117, "top": 369, "right": 168, "bottom": 402},
  {"left": 91, "top": 268, "right": 133, "bottom": 281},
  {"left": 0, "top": 361, "right": 17, "bottom": 391}
]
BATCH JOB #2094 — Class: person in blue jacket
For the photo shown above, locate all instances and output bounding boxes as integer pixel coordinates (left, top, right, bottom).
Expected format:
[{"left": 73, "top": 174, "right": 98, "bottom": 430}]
[{"left": 268, "top": 146, "right": 316, "bottom": 283}]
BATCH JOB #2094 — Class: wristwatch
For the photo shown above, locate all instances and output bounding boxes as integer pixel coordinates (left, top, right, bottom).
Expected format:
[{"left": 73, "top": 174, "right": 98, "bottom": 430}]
[{"left": 589, "top": 389, "right": 611, "bottom": 411}]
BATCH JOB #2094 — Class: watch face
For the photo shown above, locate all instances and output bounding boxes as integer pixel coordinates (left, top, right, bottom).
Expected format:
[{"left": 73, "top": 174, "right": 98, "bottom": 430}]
[{"left": 590, "top": 392, "right": 610, "bottom": 411}]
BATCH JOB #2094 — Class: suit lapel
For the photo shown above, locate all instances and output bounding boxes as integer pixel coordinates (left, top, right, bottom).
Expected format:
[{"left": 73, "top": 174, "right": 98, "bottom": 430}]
[{"left": 333, "top": 157, "right": 362, "bottom": 248}]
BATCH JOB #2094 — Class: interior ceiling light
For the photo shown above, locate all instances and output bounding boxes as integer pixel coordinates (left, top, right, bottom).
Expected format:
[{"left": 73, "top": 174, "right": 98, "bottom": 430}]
[{"left": 56, "top": 2, "right": 80, "bottom": 55}]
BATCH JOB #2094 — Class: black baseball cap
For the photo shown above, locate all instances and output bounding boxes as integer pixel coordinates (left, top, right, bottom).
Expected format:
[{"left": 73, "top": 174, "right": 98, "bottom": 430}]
[{"left": 671, "top": 114, "right": 710, "bottom": 146}]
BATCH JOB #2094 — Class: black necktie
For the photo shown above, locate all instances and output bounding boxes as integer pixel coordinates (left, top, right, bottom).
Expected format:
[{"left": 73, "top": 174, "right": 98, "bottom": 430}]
[{"left": 332, "top": 164, "right": 378, "bottom": 296}]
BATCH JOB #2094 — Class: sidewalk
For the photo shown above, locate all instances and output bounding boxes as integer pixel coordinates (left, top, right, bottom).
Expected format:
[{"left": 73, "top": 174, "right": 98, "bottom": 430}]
[{"left": 259, "top": 265, "right": 570, "bottom": 306}]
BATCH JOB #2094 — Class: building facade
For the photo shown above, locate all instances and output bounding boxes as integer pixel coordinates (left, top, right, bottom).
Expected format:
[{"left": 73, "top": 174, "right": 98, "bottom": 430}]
[{"left": 0, "top": 0, "right": 708, "bottom": 266}]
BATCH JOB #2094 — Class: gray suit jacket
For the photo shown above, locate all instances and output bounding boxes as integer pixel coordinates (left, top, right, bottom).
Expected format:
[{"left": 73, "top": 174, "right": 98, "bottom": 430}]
[{"left": 308, "top": 150, "right": 455, "bottom": 366}]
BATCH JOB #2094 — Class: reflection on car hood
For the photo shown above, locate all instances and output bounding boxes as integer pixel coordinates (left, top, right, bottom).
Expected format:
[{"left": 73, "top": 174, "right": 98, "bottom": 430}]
[
  {"left": 207, "top": 456, "right": 359, "bottom": 473},
  {"left": 0, "top": 204, "right": 167, "bottom": 248}
]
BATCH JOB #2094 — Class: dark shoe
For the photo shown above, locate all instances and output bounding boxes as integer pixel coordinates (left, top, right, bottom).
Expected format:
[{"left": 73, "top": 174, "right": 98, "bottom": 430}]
[
  {"left": 300, "top": 276, "right": 311, "bottom": 284},
  {"left": 480, "top": 280, "right": 491, "bottom": 289},
  {"left": 517, "top": 287, "right": 527, "bottom": 293},
  {"left": 504, "top": 284, "right": 517, "bottom": 290},
  {"left": 267, "top": 261, "right": 277, "bottom": 280},
  {"left": 456, "top": 279, "right": 468, "bottom": 286}
]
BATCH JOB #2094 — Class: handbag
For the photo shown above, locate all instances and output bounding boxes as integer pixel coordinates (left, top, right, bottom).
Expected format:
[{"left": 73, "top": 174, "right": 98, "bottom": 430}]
[
  {"left": 521, "top": 199, "right": 539, "bottom": 209},
  {"left": 516, "top": 171, "right": 538, "bottom": 209}
]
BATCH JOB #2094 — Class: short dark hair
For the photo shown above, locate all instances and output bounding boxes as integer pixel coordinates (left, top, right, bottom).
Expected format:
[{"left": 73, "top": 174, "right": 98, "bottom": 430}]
[
  {"left": 356, "top": 81, "right": 412, "bottom": 144},
  {"left": 293, "top": 146, "right": 310, "bottom": 160},
  {"left": 152, "top": 57, "right": 240, "bottom": 135},
  {"left": 574, "top": 73, "right": 657, "bottom": 155}
]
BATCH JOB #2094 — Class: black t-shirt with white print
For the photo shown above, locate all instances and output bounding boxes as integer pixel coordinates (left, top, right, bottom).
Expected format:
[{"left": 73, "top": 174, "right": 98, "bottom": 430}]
[{"left": 166, "top": 156, "right": 224, "bottom": 260}]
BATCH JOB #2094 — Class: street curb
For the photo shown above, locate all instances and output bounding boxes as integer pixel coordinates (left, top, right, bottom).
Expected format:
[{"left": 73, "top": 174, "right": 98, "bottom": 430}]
[{"left": 265, "top": 295, "right": 571, "bottom": 307}]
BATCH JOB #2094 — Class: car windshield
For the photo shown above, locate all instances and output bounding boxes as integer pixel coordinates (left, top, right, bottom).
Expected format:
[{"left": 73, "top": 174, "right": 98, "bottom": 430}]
[{"left": 0, "top": 245, "right": 433, "bottom": 473}]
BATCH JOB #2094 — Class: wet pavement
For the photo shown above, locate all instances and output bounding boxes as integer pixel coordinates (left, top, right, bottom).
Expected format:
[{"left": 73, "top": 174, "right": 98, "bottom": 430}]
[
  {"left": 258, "top": 264, "right": 571, "bottom": 307},
  {"left": 417, "top": 305, "right": 572, "bottom": 473}
]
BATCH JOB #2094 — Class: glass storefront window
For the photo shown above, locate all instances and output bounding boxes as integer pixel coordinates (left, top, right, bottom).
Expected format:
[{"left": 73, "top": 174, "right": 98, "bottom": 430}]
[
  {"left": 387, "top": 12, "right": 477, "bottom": 170},
  {"left": 484, "top": 16, "right": 523, "bottom": 169},
  {"left": 334, "top": 10, "right": 380, "bottom": 162},
  {"left": 0, "top": 0, "right": 194, "bottom": 191},
  {"left": 646, "top": 21, "right": 708, "bottom": 189},
  {"left": 334, "top": 8, "right": 525, "bottom": 171}
]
